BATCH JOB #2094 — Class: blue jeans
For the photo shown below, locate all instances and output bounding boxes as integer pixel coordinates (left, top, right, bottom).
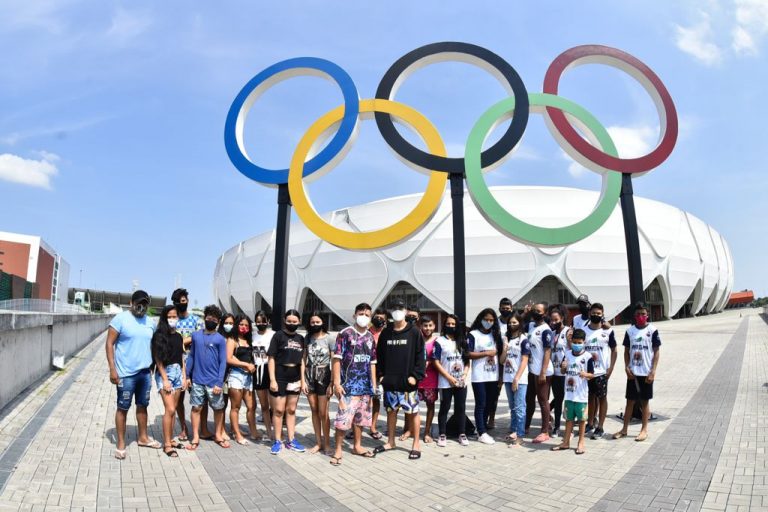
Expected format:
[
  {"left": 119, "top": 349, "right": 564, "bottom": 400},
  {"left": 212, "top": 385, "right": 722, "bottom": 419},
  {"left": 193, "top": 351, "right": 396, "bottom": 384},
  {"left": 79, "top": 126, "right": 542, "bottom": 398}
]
[
  {"left": 116, "top": 368, "right": 152, "bottom": 411},
  {"left": 472, "top": 381, "right": 497, "bottom": 435},
  {"left": 505, "top": 382, "right": 527, "bottom": 437}
]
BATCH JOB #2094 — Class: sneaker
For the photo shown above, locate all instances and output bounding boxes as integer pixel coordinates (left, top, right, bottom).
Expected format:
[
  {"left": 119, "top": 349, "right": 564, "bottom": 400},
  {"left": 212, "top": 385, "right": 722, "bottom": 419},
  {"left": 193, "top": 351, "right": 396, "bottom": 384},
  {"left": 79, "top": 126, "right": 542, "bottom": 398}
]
[
  {"left": 437, "top": 435, "right": 447, "bottom": 448},
  {"left": 585, "top": 424, "right": 594, "bottom": 435},
  {"left": 270, "top": 440, "right": 282, "bottom": 455},
  {"left": 285, "top": 439, "right": 306, "bottom": 452},
  {"left": 551, "top": 428, "right": 559, "bottom": 438},
  {"left": 478, "top": 433, "right": 495, "bottom": 445},
  {"left": 591, "top": 427, "right": 604, "bottom": 440},
  {"left": 458, "top": 434, "right": 470, "bottom": 446}
]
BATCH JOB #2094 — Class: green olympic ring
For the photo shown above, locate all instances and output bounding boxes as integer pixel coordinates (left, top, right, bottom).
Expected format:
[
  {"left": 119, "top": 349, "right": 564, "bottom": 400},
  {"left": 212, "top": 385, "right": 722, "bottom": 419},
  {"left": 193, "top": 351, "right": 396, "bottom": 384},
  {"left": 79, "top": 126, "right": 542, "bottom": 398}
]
[{"left": 465, "top": 92, "right": 621, "bottom": 246}]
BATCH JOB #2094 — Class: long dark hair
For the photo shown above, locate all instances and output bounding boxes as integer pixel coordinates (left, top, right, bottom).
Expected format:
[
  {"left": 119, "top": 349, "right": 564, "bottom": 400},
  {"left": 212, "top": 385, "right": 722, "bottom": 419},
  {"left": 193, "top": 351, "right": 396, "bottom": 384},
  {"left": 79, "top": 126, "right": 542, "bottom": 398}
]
[
  {"left": 505, "top": 311, "right": 525, "bottom": 338},
  {"left": 234, "top": 314, "right": 253, "bottom": 345},
  {"left": 304, "top": 310, "right": 327, "bottom": 335},
  {"left": 470, "top": 307, "right": 503, "bottom": 356},
  {"left": 152, "top": 305, "right": 178, "bottom": 366},
  {"left": 442, "top": 313, "right": 469, "bottom": 363},
  {"left": 254, "top": 310, "right": 270, "bottom": 333},
  {"left": 218, "top": 313, "right": 236, "bottom": 340}
]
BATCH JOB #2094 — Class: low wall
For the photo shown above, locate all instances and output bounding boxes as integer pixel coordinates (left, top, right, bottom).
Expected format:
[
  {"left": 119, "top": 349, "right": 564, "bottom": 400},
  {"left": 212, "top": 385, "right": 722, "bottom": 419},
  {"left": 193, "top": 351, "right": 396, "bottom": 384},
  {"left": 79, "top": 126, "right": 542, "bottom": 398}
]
[{"left": 0, "top": 312, "right": 112, "bottom": 411}]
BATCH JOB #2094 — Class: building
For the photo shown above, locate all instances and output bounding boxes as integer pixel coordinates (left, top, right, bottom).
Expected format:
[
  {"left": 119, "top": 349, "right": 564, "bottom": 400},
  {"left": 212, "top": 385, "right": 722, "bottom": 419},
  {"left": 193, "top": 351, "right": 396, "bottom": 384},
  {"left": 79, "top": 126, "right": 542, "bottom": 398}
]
[
  {"left": 213, "top": 186, "right": 734, "bottom": 328},
  {"left": 67, "top": 288, "right": 166, "bottom": 313},
  {"left": 0, "top": 231, "right": 70, "bottom": 304},
  {"left": 726, "top": 290, "right": 754, "bottom": 309}
]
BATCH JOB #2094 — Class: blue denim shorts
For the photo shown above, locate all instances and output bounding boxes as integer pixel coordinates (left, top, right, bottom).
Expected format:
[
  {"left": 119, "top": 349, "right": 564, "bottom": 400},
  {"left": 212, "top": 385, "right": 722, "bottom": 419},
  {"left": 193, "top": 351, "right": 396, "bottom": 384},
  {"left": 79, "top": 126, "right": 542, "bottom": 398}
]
[
  {"left": 116, "top": 369, "right": 152, "bottom": 411},
  {"left": 189, "top": 382, "right": 226, "bottom": 410},
  {"left": 154, "top": 363, "right": 183, "bottom": 392},
  {"left": 227, "top": 368, "right": 253, "bottom": 390}
]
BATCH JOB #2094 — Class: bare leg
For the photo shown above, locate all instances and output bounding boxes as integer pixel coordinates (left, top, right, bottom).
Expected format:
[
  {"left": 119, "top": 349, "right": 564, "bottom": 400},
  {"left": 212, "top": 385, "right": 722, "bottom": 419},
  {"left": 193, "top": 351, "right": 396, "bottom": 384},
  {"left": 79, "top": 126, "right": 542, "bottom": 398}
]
[
  {"left": 229, "top": 389, "right": 244, "bottom": 442},
  {"left": 318, "top": 395, "right": 330, "bottom": 452},
  {"left": 617, "top": 399, "right": 634, "bottom": 436},
  {"left": 307, "top": 393, "right": 322, "bottom": 453},
  {"left": 371, "top": 397, "right": 381, "bottom": 435},
  {"left": 270, "top": 396, "right": 286, "bottom": 442},
  {"left": 352, "top": 425, "right": 366, "bottom": 454},
  {"left": 577, "top": 421, "right": 587, "bottom": 453},
  {"left": 190, "top": 406, "right": 202, "bottom": 444},
  {"left": 115, "top": 409, "right": 128, "bottom": 450},
  {"left": 410, "top": 411, "right": 421, "bottom": 452},
  {"left": 213, "top": 408, "right": 226, "bottom": 441},
  {"left": 285, "top": 395, "right": 299, "bottom": 441},
  {"left": 176, "top": 390, "right": 188, "bottom": 439},
  {"left": 424, "top": 402, "right": 435, "bottom": 443},
  {"left": 161, "top": 392, "right": 178, "bottom": 449},
  {"left": 333, "top": 428, "right": 345, "bottom": 460},
  {"left": 200, "top": 405, "right": 212, "bottom": 438},
  {"left": 384, "top": 409, "right": 397, "bottom": 449},
  {"left": 556, "top": 420, "right": 573, "bottom": 449},
  {"left": 638, "top": 400, "right": 650, "bottom": 439},
  {"left": 399, "top": 413, "right": 412, "bottom": 441},
  {"left": 136, "top": 406, "right": 150, "bottom": 444},
  {"left": 244, "top": 391, "right": 260, "bottom": 440},
  {"left": 257, "top": 389, "right": 273, "bottom": 440},
  {"left": 587, "top": 394, "right": 596, "bottom": 429},
  {"left": 598, "top": 396, "right": 608, "bottom": 429}
]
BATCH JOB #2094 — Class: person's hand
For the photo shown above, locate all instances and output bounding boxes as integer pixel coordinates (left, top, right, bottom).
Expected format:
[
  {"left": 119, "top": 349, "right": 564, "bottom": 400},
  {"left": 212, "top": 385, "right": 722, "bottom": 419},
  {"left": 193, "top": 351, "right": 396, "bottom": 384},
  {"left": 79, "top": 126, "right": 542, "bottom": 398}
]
[
  {"left": 163, "top": 380, "right": 172, "bottom": 394},
  {"left": 212, "top": 386, "right": 222, "bottom": 395},
  {"left": 625, "top": 366, "right": 634, "bottom": 379},
  {"left": 646, "top": 370, "right": 655, "bottom": 383},
  {"left": 538, "top": 374, "right": 546, "bottom": 384},
  {"left": 326, "top": 384, "right": 334, "bottom": 398},
  {"left": 247, "top": 364, "right": 256, "bottom": 374},
  {"left": 449, "top": 376, "right": 459, "bottom": 388},
  {"left": 334, "top": 383, "right": 345, "bottom": 402},
  {"left": 270, "top": 381, "right": 278, "bottom": 393},
  {"left": 579, "top": 371, "right": 588, "bottom": 379},
  {"left": 181, "top": 377, "right": 188, "bottom": 391},
  {"left": 512, "top": 378, "right": 518, "bottom": 392},
  {"left": 407, "top": 376, "right": 416, "bottom": 386},
  {"left": 560, "top": 361, "right": 568, "bottom": 373},
  {"left": 523, "top": 303, "right": 532, "bottom": 314},
  {"left": 497, "top": 380, "right": 503, "bottom": 390},
  {"left": 606, "top": 369, "right": 613, "bottom": 380},
  {"left": 109, "top": 368, "right": 119, "bottom": 385},
  {"left": 601, "top": 320, "right": 612, "bottom": 329},
  {"left": 301, "top": 383, "right": 309, "bottom": 395}
]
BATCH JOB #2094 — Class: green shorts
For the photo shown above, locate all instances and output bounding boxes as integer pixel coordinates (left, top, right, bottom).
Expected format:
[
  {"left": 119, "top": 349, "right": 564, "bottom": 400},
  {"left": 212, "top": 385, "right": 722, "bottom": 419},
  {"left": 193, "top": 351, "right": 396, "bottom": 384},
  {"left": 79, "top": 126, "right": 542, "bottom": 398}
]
[{"left": 564, "top": 400, "right": 588, "bottom": 422}]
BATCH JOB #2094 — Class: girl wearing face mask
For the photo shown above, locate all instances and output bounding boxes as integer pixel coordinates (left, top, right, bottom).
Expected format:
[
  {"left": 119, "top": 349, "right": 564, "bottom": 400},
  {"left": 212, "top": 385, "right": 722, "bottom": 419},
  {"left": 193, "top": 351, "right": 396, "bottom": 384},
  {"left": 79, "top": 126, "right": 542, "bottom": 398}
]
[
  {"left": 216, "top": 314, "right": 236, "bottom": 440},
  {"left": 303, "top": 313, "right": 335, "bottom": 454},
  {"left": 267, "top": 309, "right": 307, "bottom": 455},
  {"left": 433, "top": 314, "right": 470, "bottom": 447},
  {"left": 151, "top": 305, "right": 186, "bottom": 457},
  {"left": 467, "top": 308, "right": 503, "bottom": 444},
  {"left": 416, "top": 316, "right": 439, "bottom": 444},
  {"left": 226, "top": 315, "right": 259, "bottom": 445},
  {"left": 248, "top": 311, "right": 274, "bottom": 441},
  {"left": 548, "top": 308, "right": 570, "bottom": 437},
  {"left": 500, "top": 312, "right": 529, "bottom": 446}
]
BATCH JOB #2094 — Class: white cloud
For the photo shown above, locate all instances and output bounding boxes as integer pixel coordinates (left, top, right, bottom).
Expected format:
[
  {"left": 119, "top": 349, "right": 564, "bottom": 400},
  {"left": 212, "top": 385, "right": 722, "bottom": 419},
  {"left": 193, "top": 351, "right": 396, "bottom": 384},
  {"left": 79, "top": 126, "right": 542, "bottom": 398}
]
[
  {"left": 106, "top": 8, "right": 153, "bottom": 45},
  {"left": 0, "top": 152, "right": 59, "bottom": 189},
  {"left": 562, "top": 125, "right": 656, "bottom": 178},
  {"left": 733, "top": 0, "right": 768, "bottom": 54},
  {"left": 675, "top": 13, "right": 724, "bottom": 65}
]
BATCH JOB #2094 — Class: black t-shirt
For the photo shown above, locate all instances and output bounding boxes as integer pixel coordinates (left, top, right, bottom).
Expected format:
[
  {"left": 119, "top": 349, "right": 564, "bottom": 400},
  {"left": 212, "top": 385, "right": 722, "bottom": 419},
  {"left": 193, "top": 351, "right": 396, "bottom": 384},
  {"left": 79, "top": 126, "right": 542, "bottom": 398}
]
[
  {"left": 267, "top": 330, "right": 305, "bottom": 366},
  {"left": 152, "top": 331, "right": 184, "bottom": 367}
]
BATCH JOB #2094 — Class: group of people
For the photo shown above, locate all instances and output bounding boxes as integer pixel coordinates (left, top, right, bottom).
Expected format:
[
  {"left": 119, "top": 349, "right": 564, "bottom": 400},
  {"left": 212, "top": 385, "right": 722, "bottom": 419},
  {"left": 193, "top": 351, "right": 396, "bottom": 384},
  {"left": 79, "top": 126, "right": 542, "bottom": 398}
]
[{"left": 105, "top": 289, "right": 660, "bottom": 462}]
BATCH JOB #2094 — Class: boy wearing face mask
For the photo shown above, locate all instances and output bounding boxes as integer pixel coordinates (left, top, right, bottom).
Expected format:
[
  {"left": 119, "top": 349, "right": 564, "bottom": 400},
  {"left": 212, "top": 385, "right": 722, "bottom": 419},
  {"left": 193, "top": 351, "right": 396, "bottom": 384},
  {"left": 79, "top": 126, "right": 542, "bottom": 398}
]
[
  {"left": 498, "top": 297, "right": 514, "bottom": 330},
  {"left": 367, "top": 308, "right": 388, "bottom": 441},
  {"left": 106, "top": 290, "right": 158, "bottom": 459},
  {"left": 613, "top": 303, "right": 660, "bottom": 442},
  {"left": 525, "top": 303, "right": 554, "bottom": 443},
  {"left": 551, "top": 329, "right": 594, "bottom": 455},
  {"left": 572, "top": 294, "right": 591, "bottom": 330},
  {"left": 186, "top": 305, "right": 229, "bottom": 450},
  {"left": 582, "top": 303, "right": 617, "bottom": 440}
]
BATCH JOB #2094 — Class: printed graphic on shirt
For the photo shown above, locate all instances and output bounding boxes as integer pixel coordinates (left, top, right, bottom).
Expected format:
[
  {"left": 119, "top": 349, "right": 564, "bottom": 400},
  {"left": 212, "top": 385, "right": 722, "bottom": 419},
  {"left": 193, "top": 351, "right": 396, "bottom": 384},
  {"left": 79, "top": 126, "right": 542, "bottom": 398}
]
[
  {"left": 527, "top": 323, "right": 554, "bottom": 376},
  {"left": 468, "top": 330, "right": 498, "bottom": 383},
  {"left": 176, "top": 315, "right": 203, "bottom": 340},
  {"left": 582, "top": 325, "right": 616, "bottom": 377},
  {"left": 623, "top": 324, "right": 661, "bottom": 377},
  {"left": 335, "top": 327, "right": 376, "bottom": 396},
  {"left": 433, "top": 337, "right": 465, "bottom": 389},
  {"left": 503, "top": 334, "right": 531, "bottom": 383},
  {"left": 564, "top": 351, "right": 593, "bottom": 403},
  {"left": 551, "top": 328, "right": 569, "bottom": 376}
]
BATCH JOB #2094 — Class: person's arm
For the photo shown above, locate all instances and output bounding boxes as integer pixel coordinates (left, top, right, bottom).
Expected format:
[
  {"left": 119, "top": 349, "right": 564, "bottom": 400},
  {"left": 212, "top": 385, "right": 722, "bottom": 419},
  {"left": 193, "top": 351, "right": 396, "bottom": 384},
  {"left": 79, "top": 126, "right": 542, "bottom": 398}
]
[
  {"left": 376, "top": 332, "right": 386, "bottom": 382},
  {"left": 622, "top": 331, "right": 632, "bottom": 378},
  {"left": 432, "top": 342, "right": 454, "bottom": 386},
  {"left": 410, "top": 332, "right": 426, "bottom": 384},
  {"left": 226, "top": 339, "right": 245, "bottom": 369},
  {"left": 300, "top": 340, "right": 307, "bottom": 393},
  {"left": 499, "top": 340, "right": 509, "bottom": 366},
  {"left": 607, "top": 331, "right": 618, "bottom": 379},
  {"left": 215, "top": 337, "right": 227, "bottom": 391},
  {"left": 539, "top": 330, "right": 552, "bottom": 383},
  {"left": 105, "top": 326, "right": 119, "bottom": 384},
  {"left": 370, "top": 359, "right": 377, "bottom": 397},
  {"left": 153, "top": 334, "right": 171, "bottom": 393},
  {"left": 582, "top": 358, "right": 596, "bottom": 380},
  {"left": 186, "top": 334, "right": 195, "bottom": 380},
  {"left": 647, "top": 329, "right": 661, "bottom": 382},
  {"left": 467, "top": 333, "right": 488, "bottom": 360},
  {"left": 369, "top": 334, "right": 378, "bottom": 394},
  {"left": 181, "top": 341, "right": 188, "bottom": 390},
  {"left": 515, "top": 341, "right": 531, "bottom": 387}
]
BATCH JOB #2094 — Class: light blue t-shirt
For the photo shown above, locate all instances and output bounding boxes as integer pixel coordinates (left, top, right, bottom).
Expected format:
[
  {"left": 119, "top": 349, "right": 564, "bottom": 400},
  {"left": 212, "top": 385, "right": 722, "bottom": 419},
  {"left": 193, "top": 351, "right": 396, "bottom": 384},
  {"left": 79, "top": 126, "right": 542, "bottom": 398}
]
[{"left": 110, "top": 310, "right": 155, "bottom": 378}]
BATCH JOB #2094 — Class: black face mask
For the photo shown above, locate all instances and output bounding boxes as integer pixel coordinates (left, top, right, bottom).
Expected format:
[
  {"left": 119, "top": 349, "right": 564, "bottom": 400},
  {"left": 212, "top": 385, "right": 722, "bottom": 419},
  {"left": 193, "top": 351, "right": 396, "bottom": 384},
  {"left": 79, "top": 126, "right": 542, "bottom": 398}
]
[
  {"left": 506, "top": 325, "right": 519, "bottom": 337},
  {"left": 255, "top": 323, "right": 268, "bottom": 332},
  {"left": 371, "top": 317, "right": 385, "bottom": 329},
  {"left": 204, "top": 319, "right": 218, "bottom": 331},
  {"left": 132, "top": 303, "right": 148, "bottom": 317},
  {"left": 550, "top": 321, "right": 562, "bottom": 331},
  {"left": 531, "top": 311, "right": 543, "bottom": 322},
  {"left": 406, "top": 315, "right": 417, "bottom": 324},
  {"left": 175, "top": 302, "right": 188, "bottom": 314},
  {"left": 590, "top": 314, "right": 603, "bottom": 324},
  {"left": 284, "top": 324, "right": 298, "bottom": 333},
  {"left": 579, "top": 305, "right": 590, "bottom": 315},
  {"left": 308, "top": 324, "right": 322, "bottom": 334},
  {"left": 443, "top": 326, "right": 457, "bottom": 336},
  {"left": 499, "top": 310, "right": 512, "bottom": 320}
]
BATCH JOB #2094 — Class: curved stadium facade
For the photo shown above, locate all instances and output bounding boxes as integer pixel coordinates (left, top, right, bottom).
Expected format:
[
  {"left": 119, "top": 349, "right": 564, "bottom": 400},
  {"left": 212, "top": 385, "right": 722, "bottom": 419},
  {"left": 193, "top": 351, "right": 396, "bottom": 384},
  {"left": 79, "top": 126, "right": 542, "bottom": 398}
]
[{"left": 213, "top": 186, "right": 734, "bottom": 329}]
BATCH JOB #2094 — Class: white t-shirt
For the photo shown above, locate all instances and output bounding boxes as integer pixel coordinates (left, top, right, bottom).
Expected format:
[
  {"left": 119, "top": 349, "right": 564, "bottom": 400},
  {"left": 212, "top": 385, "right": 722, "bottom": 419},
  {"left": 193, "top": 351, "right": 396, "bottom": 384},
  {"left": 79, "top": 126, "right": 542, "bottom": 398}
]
[
  {"left": 503, "top": 334, "right": 531, "bottom": 383},
  {"left": 623, "top": 324, "right": 661, "bottom": 376},
  {"left": 527, "top": 322, "right": 554, "bottom": 377},
  {"left": 551, "top": 327, "right": 570, "bottom": 377},
  {"left": 572, "top": 314, "right": 590, "bottom": 331},
  {"left": 252, "top": 329, "right": 274, "bottom": 386},
  {"left": 582, "top": 325, "right": 617, "bottom": 377},
  {"left": 468, "top": 330, "right": 499, "bottom": 383},
  {"left": 564, "top": 350, "right": 594, "bottom": 403},
  {"left": 433, "top": 336, "right": 466, "bottom": 389}
]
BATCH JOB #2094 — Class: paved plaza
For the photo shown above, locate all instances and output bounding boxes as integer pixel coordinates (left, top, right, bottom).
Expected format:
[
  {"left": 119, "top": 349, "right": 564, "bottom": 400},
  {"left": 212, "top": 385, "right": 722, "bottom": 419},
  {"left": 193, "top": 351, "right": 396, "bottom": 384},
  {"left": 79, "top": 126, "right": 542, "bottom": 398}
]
[{"left": 0, "top": 308, "right": 764, "bottom": 512}]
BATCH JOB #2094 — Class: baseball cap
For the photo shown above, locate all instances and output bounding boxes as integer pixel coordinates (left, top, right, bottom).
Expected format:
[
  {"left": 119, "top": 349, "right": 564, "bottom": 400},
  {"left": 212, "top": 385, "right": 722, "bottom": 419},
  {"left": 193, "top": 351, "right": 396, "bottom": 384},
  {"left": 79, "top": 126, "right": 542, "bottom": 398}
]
[
  {"left": 576, "top": 294, "right": 590, "bottom": 304},
  {"left": 390, "top": 298, "right": 406, "bottom": 310},
  {"left": 131, "top": 290, "right": 150, "bottom": 304}
]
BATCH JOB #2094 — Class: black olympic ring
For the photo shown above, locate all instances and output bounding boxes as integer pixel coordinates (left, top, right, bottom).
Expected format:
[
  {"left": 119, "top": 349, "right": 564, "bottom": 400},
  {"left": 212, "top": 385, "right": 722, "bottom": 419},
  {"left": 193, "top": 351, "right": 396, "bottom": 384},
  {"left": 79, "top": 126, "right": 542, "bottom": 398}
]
[{"left": 374, "top": 41, "right": 530, "bottom": 175}]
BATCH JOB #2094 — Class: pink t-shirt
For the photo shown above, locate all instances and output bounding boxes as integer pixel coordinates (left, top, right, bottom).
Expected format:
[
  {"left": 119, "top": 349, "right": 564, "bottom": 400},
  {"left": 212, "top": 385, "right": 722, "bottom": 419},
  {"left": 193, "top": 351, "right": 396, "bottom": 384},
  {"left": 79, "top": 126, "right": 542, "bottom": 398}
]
[{"left": 419, "top": 336, "right": 439, "bottom": 389}]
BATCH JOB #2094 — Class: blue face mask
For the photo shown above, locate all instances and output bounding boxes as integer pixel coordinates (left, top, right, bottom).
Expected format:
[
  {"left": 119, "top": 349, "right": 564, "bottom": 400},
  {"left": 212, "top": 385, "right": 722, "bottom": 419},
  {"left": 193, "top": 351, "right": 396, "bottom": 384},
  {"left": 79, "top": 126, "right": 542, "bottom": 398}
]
[
  {"left": 571, "top": 343, "right": 584, "bottom": 353},
  {"left": 481, "top": 320, "right": 493, "bottom": 330}
]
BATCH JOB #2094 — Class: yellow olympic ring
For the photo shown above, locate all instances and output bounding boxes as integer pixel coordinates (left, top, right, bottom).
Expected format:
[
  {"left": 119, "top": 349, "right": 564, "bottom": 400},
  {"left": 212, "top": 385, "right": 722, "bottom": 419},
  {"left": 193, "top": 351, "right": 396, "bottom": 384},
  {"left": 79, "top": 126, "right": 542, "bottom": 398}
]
[{"left": 288, "top": 99, "right": 447, "bottom": 250}]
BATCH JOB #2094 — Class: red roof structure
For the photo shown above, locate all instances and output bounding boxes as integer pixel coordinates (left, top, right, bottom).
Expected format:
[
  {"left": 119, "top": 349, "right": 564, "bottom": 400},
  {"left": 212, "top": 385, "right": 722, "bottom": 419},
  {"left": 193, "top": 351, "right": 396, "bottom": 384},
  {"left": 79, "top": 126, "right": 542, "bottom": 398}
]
[{"left": 728, "top": 291, "right": 754, "bottom": 305}]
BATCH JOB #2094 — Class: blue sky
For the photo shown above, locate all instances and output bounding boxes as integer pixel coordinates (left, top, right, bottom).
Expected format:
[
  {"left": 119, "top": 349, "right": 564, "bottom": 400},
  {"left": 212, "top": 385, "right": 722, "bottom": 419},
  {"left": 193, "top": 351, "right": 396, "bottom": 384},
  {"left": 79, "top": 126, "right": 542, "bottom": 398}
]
[{"left": 1, "top": 0, "right": 766, "bottom": 306}]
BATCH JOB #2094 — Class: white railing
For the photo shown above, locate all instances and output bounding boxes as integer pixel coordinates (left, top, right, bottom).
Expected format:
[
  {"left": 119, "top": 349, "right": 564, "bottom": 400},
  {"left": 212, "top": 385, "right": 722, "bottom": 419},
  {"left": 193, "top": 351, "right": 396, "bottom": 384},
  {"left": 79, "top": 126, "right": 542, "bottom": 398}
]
[{"left": 0, "top": 299, "right": 89, "bottom": 314}]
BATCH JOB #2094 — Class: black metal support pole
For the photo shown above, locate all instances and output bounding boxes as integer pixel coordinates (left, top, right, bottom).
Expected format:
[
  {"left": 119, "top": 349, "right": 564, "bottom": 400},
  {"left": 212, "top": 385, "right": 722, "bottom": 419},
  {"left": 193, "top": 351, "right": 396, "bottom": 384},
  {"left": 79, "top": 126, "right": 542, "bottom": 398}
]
[
  {"left": 619, "top": 173, "right": 645, "bottom": 313},
  {"left": 450, "top": 172, "right": 467, "bottom": 324},
  {"left": 271, "top": 183, "right": 292, "bottom": 331}
]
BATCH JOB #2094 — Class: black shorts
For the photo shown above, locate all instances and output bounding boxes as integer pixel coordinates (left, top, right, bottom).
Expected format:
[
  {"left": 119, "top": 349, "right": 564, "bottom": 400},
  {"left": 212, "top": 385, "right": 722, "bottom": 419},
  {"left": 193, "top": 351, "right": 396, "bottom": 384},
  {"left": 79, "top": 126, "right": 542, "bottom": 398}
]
[
  {"left": 270, "top": 380, "right": 302, "bottom": 397},
  {"left": 588, "top": 375, "right": 608, "bottom": 398},
  {"left": 305, "top": 365, "right": 331, "bottom": 395},
  {"left": 625, "top": 375, "right": 653, "bottom": 401},
  {"left": 269, "top": 365, "right": 301, "bottom": 398},
  {"left": 252, "top": 365, "right": 271, "bottom": 391}
]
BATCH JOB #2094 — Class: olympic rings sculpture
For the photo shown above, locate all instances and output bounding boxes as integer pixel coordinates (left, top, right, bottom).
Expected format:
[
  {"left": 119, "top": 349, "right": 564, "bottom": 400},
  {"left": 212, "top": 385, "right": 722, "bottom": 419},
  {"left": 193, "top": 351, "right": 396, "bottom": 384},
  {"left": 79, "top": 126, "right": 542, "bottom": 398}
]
[{"left": 224, "top": 42, "right": 677, "bottom": 249}]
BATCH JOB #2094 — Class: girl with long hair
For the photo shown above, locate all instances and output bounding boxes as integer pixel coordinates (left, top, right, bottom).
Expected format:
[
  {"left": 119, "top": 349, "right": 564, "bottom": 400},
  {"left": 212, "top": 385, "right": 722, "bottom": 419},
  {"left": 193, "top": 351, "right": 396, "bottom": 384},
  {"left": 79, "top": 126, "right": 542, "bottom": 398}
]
[
  {"left": 433, "top": 314, "right": 470, "bottom": 446},
  {"left": 500, "top": 311, "right": 529, "bottom": 446},
  {"left": 467, "top": 308, "right": 503, "bottom": 444},
  {"left": 226, "top": 315, "right": 259, "bottom": 444},
  {"left": 303, "top": 312, "right": 335, "bottom": 454},
  {"left": 151, "top": 305, "right": 186, "bottom": 457},
  {"left": 249, "top": 310, "right": 274, "bottom": 441}
]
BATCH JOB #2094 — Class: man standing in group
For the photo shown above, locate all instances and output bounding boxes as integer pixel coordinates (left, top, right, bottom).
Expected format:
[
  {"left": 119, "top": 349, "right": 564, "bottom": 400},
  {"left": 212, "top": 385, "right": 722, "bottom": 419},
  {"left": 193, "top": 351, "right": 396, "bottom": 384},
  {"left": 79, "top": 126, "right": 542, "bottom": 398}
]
[
  {"left": 106, "top": 290, "right": 160, "bottom": 459},
  {"left": 186, "top": 305, "right": 229, "bottom": 450},
  {"left": 572, "top": 295, "right": 590, "bottom": 330},
  {"left": 330, "top": 303, "right": 377, "bottom": 465},
  {"left": 582, "top": 302, "right": 617, "bottom": 439},
  {"left": 374, "top": 299, "right": 425, "bottom": 460},
  {"left": 368, "top": 308, "right": 388, "bottom": 441},
  {"left": 171, "top": 288, "right": 202, "bottom": 441},
  {"left": 498, "top": 297, "right": 514, "bottom": 331}
]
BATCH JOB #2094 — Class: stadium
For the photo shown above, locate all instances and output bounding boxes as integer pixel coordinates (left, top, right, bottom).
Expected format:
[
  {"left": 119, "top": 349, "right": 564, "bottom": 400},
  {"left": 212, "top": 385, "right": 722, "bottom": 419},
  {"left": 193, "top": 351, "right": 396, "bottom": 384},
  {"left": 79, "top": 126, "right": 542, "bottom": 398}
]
[{"left": 213, "top": 186, "right": 734, "bottom": 329}]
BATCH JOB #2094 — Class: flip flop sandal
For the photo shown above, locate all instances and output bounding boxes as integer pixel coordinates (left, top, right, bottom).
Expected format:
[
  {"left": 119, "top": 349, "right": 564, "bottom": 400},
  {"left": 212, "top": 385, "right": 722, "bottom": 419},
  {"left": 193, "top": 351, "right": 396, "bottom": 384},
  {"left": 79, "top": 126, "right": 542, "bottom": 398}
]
[
  {"left": 236, "top": 439, "right": 251, "bottom": 446},
  {"left": 408, "top": 450, "right": 421, "bottom": 460},
  {"left": 114, "top": 449, "right": 127, "bottom": 460},
  {"left": 215, "top": 439, "right": 231, "bottom": 449},
  {"left": 635, "top": 433, "right": 648, "bottom": 442},
  {"left": 372, "top": 445, "right": 390, "bottom": 455},
  {"left": 164, "top": 448, "right": 179, "bottom": 458},
  {"left": 329, "top": 456, "right": 342, "bottom": 466},
  {"left": 354, "top": 450, "right": 376, "bottom": 458},
  {"left": 550, "top": 445, "right": 570, "bottom": 452},
  {"left": 398, "top": 433, "right": 411, "bottom": 441},
  {"left": 575, "top": 449, "right": 585, "bottom": 455},
  {"left": 612, "top": 432, "right": 627, "bottom": 440},
  {"left": 368, "top": 431, "right": 383, "bottom": 440},
  {"left": 138, "top": 439, "right": 162, "bottom": 449},
  {"left": 177, "top": 434, "right": 189, "bottom": 442},
  {"left": 185, "top": 442, "right": 200, "bottom": 451}
]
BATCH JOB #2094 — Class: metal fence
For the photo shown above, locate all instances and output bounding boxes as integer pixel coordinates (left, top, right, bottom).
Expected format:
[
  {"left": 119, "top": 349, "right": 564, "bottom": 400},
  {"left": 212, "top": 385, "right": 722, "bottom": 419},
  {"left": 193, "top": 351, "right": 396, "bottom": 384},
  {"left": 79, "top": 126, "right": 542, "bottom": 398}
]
[{"left": 0, "top": 299, "right": 89, "bottom": 314}]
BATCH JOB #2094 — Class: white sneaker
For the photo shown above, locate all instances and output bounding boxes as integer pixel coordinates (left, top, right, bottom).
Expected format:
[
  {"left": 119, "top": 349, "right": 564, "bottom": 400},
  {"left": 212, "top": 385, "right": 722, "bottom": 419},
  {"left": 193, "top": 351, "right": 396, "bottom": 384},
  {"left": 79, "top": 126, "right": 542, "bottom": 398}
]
[
  {"left": 437, "top": 435, "right": 447, "bottom": 447},
  {"left": 479, "top": 433, "right": 495, "bottom": 445},
  {"left": 458, "top": 434, "right": 470, "bottom": 446}
]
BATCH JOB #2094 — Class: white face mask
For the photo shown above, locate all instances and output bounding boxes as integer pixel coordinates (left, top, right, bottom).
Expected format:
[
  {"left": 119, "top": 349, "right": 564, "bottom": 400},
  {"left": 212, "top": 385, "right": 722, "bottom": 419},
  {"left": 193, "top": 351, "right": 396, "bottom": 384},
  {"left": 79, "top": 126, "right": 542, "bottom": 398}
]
[
  {"left": 223, "top": 324, "right": 233, "bottom": 333},
  {"left": 355, "top": 315, "right": 369, "bottom": 328},
  {"left": 391, "top": 310, "right": 406, "bottom": 322},
  {"left": 167, "top": 318, "right": 178, "bottom": 329}
]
